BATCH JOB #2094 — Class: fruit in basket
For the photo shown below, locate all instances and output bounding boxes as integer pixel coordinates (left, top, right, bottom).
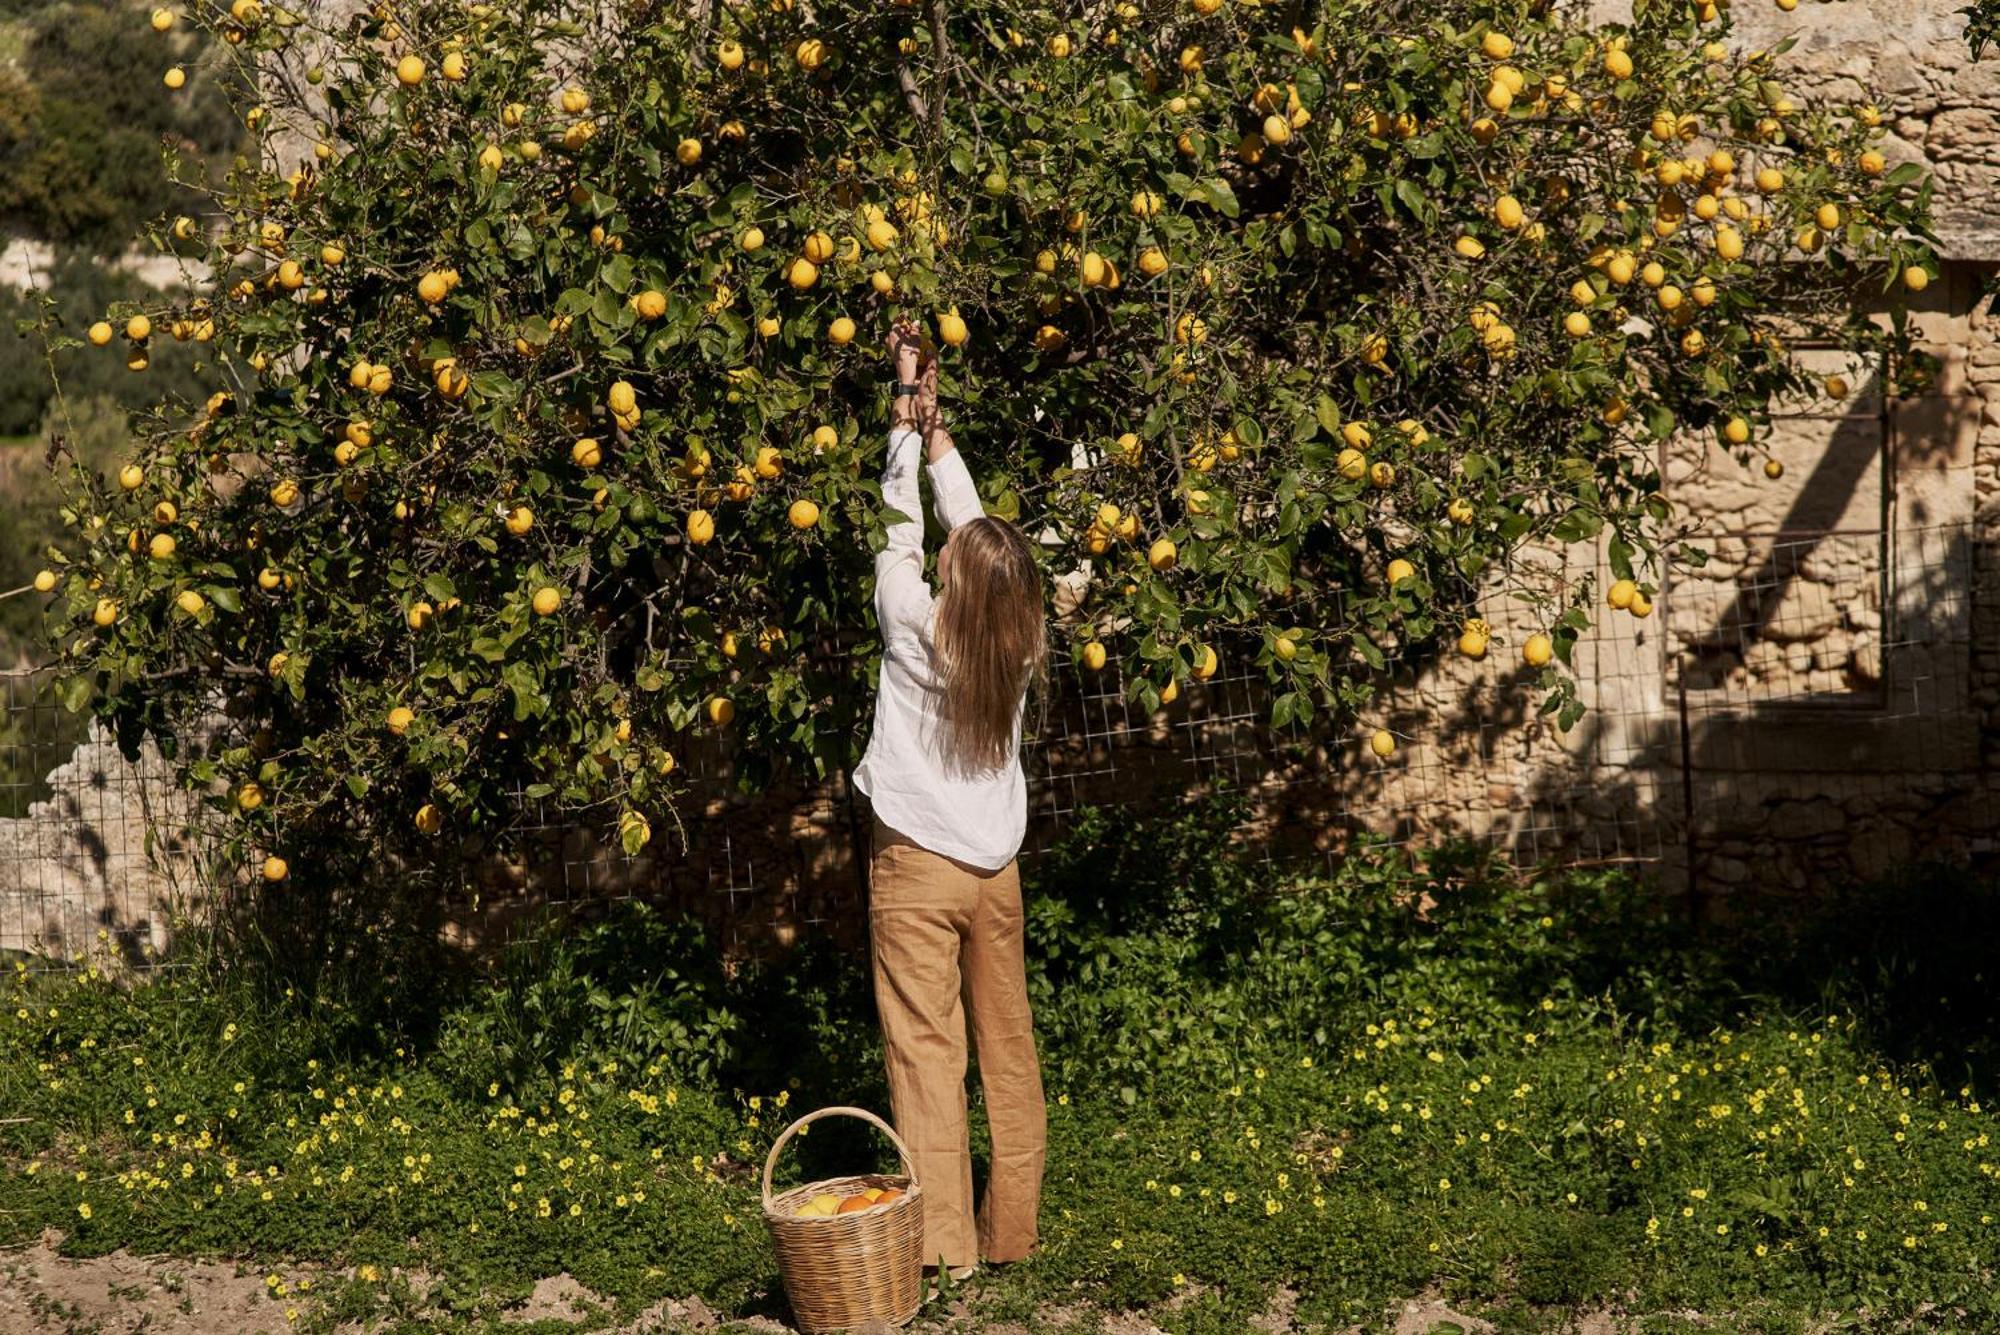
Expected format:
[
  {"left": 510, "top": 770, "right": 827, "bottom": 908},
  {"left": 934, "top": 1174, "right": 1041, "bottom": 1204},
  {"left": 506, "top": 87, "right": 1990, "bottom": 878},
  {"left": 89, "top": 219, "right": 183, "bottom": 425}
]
[
  {"left": 837, "top": 1194, "right": 873, "bottom": 1213},
  {"left": 794, "top": 1192, "right": 845, "bottom": 1217},
  {"left": 875, "top": 1187, "right": 905, "bottom": 1205}
]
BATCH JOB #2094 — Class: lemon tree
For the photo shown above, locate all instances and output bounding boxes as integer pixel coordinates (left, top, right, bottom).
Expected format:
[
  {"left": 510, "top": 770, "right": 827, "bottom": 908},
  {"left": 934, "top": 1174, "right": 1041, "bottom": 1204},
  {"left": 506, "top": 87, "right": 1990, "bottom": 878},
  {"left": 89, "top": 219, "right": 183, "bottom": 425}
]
[{"left": 30, "top": 0, "right": 1932, "bottom": 886}]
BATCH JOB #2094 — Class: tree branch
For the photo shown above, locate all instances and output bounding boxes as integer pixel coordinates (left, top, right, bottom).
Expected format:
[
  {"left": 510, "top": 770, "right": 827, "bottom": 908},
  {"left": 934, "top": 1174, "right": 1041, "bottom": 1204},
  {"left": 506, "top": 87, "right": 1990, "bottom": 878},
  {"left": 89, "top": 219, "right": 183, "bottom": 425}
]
[
  {"left": 926, "top": 0, "right": 949, "bottom": 140},
  {"left": 896, "top": 62, "right": 929, "bottom": 125}
]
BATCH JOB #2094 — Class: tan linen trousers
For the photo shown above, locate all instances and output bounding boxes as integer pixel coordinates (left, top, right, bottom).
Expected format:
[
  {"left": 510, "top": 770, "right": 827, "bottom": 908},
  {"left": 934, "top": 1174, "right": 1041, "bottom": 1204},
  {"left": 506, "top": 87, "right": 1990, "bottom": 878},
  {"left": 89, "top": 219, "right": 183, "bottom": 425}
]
[{"left": 868, "top": 818, "right": 1046, "bottom": 1269}]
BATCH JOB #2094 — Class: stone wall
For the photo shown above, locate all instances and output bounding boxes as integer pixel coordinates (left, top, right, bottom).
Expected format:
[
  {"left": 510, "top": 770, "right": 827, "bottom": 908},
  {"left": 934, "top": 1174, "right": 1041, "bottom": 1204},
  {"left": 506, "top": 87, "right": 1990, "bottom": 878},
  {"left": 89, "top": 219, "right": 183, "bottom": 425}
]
[{"left": 7, "top": 2, "right": 2000, "bottom": 970}]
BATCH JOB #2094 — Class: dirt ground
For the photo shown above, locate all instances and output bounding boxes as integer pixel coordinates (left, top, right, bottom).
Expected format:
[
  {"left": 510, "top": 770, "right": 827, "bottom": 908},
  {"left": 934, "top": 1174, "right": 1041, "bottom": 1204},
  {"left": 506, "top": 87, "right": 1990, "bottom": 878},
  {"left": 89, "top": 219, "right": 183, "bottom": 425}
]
[{"left": 0, "top": 1234, "right": 1638, "bottom": 1334}]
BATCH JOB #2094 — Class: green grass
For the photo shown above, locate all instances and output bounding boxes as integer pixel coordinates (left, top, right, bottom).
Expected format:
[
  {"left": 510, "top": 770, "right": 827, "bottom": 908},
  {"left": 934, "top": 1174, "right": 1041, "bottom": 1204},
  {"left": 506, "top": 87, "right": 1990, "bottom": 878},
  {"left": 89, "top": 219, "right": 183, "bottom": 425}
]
[{"left": 3, "top": 802, "right": 1999, "bottom": 1332}]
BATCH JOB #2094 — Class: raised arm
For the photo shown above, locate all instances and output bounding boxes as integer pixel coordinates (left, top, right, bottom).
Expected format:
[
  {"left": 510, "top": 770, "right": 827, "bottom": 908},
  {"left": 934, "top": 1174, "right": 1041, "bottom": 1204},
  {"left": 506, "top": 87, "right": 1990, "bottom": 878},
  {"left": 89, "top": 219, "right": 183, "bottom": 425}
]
[
  {"left": 914, "top": 349, "right": 986, "bottom": 531},
  {"left": 875, "top": 323, "right": 934, "bottom": 639}
]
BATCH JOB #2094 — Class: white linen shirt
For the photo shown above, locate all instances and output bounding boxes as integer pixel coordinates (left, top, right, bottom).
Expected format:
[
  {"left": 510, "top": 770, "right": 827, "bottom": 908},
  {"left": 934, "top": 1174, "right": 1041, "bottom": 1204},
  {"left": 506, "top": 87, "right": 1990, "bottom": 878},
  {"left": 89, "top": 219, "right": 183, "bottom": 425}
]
[{"left": 851, "top": 428, "right": 1027, "bottom": 871}]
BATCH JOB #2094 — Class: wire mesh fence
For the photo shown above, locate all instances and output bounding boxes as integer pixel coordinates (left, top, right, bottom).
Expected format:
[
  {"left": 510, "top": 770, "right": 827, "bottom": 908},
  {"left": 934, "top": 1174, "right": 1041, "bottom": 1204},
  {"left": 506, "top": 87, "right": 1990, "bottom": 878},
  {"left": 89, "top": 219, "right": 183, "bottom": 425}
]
[{"left": 3, "top": 510, "right": 1994, "bottom": 973}]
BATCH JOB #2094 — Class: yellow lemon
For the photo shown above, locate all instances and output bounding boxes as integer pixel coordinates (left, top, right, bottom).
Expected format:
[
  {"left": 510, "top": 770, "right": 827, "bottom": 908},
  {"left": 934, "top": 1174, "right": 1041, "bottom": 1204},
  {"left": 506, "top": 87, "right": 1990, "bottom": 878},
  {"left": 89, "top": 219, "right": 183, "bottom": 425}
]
[
  {"left": 787, "top": 257, "right": 819, "bottom": 288},
  {"left": 387, "top": 706, "right": 415, "bottom": 735},
  {"left": 414, "top": 803, "right": 443, "bottom": 835},
  {"left": 1191, "top": 644, "right": 1218, "bottom": 680},
  {"left": 788, "top": 498, "right": 820, "bottom": 530},
  {"left": 937, "top": 308, "right": 969, "bottom": 347},
  {"left": 531, "top": 586, "right": 561, "bottom": 616},
  {"left": 396, "top": 55, "right": 425, "bottom": 85},
  {"left": 1606, "top": 578, "right": 1636, "bottom": 610},
  {"left": 1369, "top": 729, "right": 1397, "bottom": 758},
  {"left": 93, "top": 598, "right": 120, "bottom": 627},
  {"left": 1386, "top": 558, "right": 1416, "bottom": 586},
  {"left": 828, "top": 316, "right": 857, "bottom": 345},
  {"left": 1523, "top": 633, "right": 1553, "bottom": 667},
  {"left": 707, "top": 696, "right": 735, "bottom": 725},
  {"left": 149, "top": 532, "right": 176, "bottom": 560},
  {"left": 572, "top": 437, "right": 603, "bottom": 469},
  {"left": 261, "top": 856, "right": 288, "bottom": 882},
  {"left": 33, "top": 569, "right": 58, "bottom": 593},
  {"left": 1904, "top": 265, "right": 1929, "bottom": 292},
  {"left": 175, "top": 589, "right": 204, "bottom": 615},
  {"left": 1082, "top": 641, "right": 1108, "bottom": 671},
  {"left": 1148, "top": 538, "right": 1177, "bottom": 571}
]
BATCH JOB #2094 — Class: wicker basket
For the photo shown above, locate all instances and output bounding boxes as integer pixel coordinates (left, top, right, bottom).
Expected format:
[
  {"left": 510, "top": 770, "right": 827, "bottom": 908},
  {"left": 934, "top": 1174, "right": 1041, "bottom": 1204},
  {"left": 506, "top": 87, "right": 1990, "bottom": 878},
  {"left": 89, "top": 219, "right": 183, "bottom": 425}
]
[{"left": 761, "top": 1105, "right": 926, "bottom": 1332}]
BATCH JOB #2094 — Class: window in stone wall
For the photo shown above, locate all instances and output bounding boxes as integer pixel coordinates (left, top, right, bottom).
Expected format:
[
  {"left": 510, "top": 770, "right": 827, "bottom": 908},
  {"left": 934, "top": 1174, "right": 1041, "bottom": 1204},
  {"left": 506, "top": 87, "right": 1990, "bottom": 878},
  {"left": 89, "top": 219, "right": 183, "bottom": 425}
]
[{"left": 1664, "top": 346, "right": 1888, "bottom": 708}]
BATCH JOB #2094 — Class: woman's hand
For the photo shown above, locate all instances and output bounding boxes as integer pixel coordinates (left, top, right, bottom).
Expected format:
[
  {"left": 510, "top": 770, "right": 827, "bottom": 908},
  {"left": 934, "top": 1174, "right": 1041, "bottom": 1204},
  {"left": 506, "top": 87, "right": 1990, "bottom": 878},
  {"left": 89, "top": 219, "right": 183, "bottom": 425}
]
[{"left": 887, "top": 319, "right": 923, "bottom": 386}]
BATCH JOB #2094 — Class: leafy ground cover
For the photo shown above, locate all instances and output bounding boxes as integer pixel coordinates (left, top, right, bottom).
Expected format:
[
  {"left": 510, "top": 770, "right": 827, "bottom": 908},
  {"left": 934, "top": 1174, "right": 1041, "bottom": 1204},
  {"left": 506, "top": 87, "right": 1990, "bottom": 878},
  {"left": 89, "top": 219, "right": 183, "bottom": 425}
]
[{"left": 3, "top": 801, "right": 1998, "bottom": 1332}]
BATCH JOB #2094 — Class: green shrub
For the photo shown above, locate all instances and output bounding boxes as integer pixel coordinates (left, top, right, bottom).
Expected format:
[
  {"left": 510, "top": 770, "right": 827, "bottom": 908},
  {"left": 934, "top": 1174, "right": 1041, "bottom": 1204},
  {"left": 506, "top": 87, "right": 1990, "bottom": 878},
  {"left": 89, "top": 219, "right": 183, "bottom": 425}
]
[
  {"left": 0, "top": 251, "right": 213, "bottom": 437},
  {"left": 4, "top": 803, "right": 2000, "bottom": 1330}
]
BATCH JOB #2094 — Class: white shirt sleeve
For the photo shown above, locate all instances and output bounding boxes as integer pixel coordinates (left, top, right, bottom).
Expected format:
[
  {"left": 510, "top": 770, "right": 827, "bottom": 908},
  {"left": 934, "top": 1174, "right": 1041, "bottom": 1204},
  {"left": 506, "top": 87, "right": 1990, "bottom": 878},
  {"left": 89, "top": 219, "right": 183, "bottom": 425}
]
[
  {"left": 875, "top": 428, "right": 932, "bottom": 639},
  {"left": 926, "top": 447, "right": 987, "bottom": 531}
]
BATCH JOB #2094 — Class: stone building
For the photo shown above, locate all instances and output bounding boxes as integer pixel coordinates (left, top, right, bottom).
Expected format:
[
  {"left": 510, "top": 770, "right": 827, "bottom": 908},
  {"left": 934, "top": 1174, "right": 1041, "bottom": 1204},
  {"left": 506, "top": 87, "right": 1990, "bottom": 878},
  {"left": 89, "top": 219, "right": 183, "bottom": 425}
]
[{"left": 3, "top": 0, "right": 1998, "bottom": 967}]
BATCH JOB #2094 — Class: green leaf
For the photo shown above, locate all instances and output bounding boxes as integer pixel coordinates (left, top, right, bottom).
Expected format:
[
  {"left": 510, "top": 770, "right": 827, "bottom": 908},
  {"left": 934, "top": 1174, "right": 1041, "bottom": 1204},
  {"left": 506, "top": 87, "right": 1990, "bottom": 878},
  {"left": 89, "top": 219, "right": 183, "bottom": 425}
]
[
  {"left": 59, "top": 673, "right": 94, "bottom": 714},
  {"left": 1315, "top": 395, "right": 1341, "bottom": 436}
]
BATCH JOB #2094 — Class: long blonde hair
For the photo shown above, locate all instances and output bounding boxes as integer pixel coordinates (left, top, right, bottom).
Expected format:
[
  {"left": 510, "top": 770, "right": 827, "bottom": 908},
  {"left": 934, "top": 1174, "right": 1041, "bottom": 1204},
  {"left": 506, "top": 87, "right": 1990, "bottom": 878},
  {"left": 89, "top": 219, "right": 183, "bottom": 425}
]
[{"left": 933, "top": 516, "right": 1046, "bottom": 773}]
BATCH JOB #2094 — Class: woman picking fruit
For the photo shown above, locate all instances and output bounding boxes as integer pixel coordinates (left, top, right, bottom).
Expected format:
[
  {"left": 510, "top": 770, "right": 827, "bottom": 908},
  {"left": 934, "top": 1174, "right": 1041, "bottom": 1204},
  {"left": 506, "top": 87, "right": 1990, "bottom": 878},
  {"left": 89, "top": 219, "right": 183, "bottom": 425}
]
[{"left": 850, "top": 321, "right": 1048, "bottom": 1283}]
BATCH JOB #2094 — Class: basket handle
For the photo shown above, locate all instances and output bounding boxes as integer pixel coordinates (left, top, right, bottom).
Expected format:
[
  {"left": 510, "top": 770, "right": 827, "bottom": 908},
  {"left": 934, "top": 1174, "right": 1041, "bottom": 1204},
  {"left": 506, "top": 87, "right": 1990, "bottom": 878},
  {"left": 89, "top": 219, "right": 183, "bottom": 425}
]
[{"left": 761, "top": 1105, "right": 920, "bottom": 1210}]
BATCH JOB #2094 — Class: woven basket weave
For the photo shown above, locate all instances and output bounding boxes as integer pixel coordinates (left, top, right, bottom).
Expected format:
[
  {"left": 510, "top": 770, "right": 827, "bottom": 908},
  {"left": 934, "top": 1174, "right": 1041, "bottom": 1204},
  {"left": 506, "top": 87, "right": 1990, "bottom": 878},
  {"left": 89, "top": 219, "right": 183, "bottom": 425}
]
[{"left": 761, "top": 1105, "right": 925, "bottom": 1332}]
